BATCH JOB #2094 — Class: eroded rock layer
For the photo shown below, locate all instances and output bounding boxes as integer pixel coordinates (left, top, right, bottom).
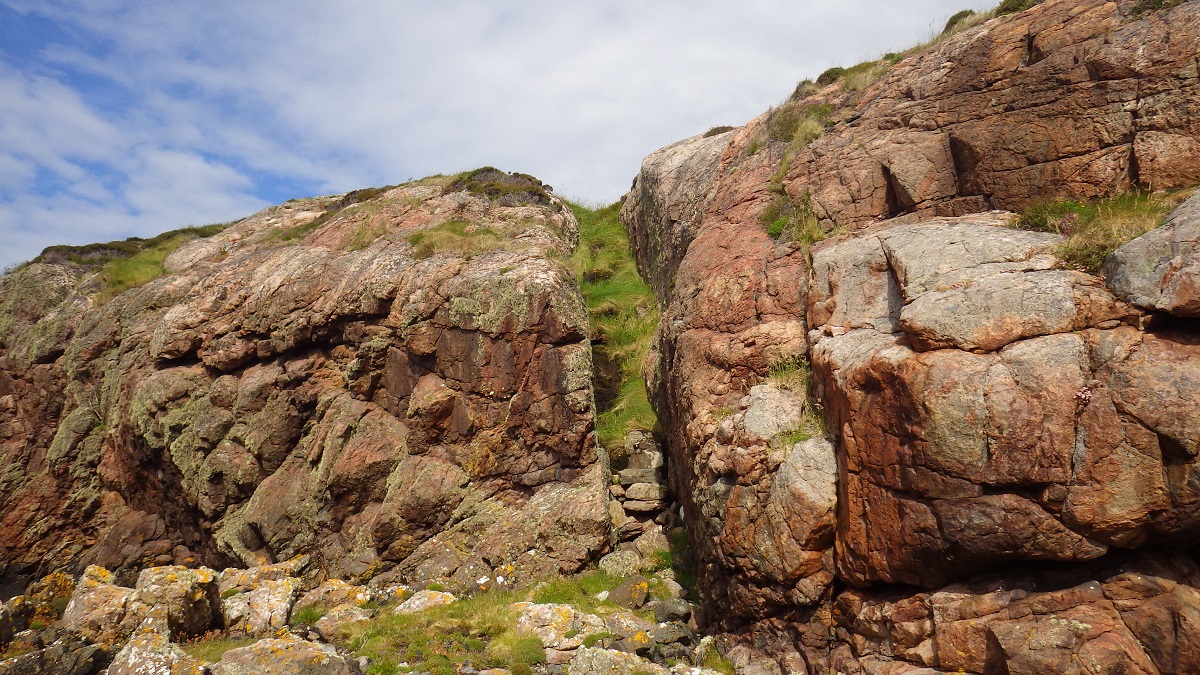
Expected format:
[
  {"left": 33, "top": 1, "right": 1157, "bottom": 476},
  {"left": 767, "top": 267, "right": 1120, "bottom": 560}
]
[
  {"left": 0, "top": 173, "right": 609, "bottom": 587},
  {"left": 623, "top": 0, "right": 1200, "bottom": 672}
]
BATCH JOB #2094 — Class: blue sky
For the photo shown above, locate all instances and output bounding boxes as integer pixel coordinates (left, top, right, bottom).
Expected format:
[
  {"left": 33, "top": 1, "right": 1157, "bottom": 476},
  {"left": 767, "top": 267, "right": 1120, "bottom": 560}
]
[{"left": 0, "top": 0, "right": 995, "bottom": 270}]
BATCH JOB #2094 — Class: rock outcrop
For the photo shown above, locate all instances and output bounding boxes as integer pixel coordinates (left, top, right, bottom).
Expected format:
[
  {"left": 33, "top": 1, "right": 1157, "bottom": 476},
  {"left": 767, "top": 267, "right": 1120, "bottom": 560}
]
[
  {"left": 623, "top": 0, "right": 1200, "bottom": 671},
  {"left": 0, "top": 170, "right": 609, "bottom": 588}
]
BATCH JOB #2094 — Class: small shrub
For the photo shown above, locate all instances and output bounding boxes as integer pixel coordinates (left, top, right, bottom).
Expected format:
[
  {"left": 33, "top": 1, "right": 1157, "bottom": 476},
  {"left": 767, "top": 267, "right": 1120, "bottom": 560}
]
[
  {"left": 816, "top": 66, "right": 846, "bottom": 85},
  {"left": 790, "top": 79, "right": 818, "bottom": 101},
  {"left": 995, "top": 0, "right": 1043, "bottom": 16},
  {"left": 1131, "top": 0, "right": 1183, "bottom": 16},
  {"left": 703, "top": 125, "right": 736, "bottom": 138},
  {"left": 444, "top": 167, "right": 552, "bottom": 207},
  {"left": 759, "top": 193, "right": 828, "bottom": 250},
  {"left": 943, "top": 9, "right": 977, "bottom": 33}
]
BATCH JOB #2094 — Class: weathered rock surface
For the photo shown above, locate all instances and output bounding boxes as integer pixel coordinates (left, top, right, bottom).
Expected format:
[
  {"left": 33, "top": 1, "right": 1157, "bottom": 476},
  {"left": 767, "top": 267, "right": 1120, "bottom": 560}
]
[
  {"left": 0, "top": 170, "right": 609, "bottom": 588},
  {"left": 392, "top": 589, "right": 456, "bottom": 615},
  {"left": 210, "top": 635, "right": 355, "bottom": 675},
  {"left": 108, "top": 629, "right": 206, "bottom": 675},
  {"left": 622, "top": 0, "right": 1200, "bottom": 671}
]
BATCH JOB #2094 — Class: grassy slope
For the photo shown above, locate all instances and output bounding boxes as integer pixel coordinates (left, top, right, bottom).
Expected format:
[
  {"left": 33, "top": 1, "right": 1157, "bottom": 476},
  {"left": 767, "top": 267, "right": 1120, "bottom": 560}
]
[{"left": 566, "top": 202, "right": 659, "bottom": 454}]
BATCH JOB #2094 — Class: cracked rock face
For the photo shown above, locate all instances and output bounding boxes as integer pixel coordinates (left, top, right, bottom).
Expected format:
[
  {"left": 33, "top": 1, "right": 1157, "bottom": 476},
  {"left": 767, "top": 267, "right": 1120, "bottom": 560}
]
[
  {"left": 623, "top": 0, "right": 1200, "bottom": 670},
  {"left": 0, "top": 175, "right": 609, "bottom": 586}
]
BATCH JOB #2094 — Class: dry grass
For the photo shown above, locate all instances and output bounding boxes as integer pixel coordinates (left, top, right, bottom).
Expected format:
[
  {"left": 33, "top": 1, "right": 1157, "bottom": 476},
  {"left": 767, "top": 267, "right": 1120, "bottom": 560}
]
[
  {"left": 766, "top": 355, "right": 825, "bottom": 445},
  {"left": 407, "top": 219, "right": 513, "bottom": 260},
  {"left": 1012, "top": 190, "right": 1193, "bottom": 273}
]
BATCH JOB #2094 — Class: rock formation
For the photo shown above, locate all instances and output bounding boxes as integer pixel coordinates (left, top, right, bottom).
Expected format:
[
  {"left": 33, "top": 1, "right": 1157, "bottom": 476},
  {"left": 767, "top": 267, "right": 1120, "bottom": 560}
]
[
  {"left": 0, "top": 169, "right": 610, "bottom": 588},
  {"left": 624, "top": 0, "right": 1200, "bottom": 671}
]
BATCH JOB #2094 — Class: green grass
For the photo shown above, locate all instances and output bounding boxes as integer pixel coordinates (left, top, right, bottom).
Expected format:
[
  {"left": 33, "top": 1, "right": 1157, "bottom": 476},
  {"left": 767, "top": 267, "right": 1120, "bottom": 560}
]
[
  {"left": 291, "top": 604, "right": 328, "bottom": 625},
  {"left": 700, "top": 641, "right": 737, "bottom": 675},
  {"left": 407, "top": 219, "right": 512, "bottom": 260},
  {"left": 567, "top": 202, "right": 659, "bottom": 454},
  {"left": 759, "top": 192, "right": 832, "bottom": 254},
  {"left": 529, "top": 569, "right": 624, "bottom": 612},
  {"left": 22, "top": 221, "right": 231, "bottom": 302},
  {"left": 1012, "top": 189, "right": 1192, "bottom": 273},
  {"left": 181, "top": 636, "right": 259, "bottom": 664},
  {"left": 344, "top": 588, "right": 549, "bottom": 674}
]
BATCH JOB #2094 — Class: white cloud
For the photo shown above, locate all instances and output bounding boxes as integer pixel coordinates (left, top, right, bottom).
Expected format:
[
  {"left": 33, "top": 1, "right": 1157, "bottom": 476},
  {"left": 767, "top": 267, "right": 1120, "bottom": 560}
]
[{"left": 0, "top": 0, "right": 997, "bottom": 270}]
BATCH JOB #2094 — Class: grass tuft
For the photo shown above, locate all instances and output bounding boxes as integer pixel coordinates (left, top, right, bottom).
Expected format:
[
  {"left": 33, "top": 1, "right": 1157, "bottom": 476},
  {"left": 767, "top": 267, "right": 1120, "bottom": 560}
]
[
  {"left": 766, "top": 355, "right": 825, "bottom": 445},
  {"left": 759, "top": 192, "right": 832, "bottom": 256},
  {"left": 1011, "top": 190, "right": 1191, "bottom": 273},
  {"left": 568, "top": 202, "right": 659, "bottom": 453},
  {"left": 291, "top": 604, "right": 328, "bottom": 625}
]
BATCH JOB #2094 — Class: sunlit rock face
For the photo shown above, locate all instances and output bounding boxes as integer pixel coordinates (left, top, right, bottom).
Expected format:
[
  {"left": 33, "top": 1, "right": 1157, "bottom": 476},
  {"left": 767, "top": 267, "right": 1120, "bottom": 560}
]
[
  {"left": 623, "top": 0, "right": 1200, "bottom": 671},
  {"left": 0, "top": 170, "right": 609, "bottom": 588}
]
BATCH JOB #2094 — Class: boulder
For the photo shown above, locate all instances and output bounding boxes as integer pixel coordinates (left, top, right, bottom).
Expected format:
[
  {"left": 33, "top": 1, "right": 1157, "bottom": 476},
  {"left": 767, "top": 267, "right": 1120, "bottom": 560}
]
[
  {"left": 132, "top": 566, "right": 219, "bottom": 638},
  {"left": 293, "top": 579, "right": 369, "bottom": 615},
  {"left": 515, "top": 602, "right": 607, "bottom": 663},
  {"left": 108, "top": 629, "right": 206, "bottom": 675},
  {"left": 392, "top": 590, "right": 456, "bottom": 615},
  {"left": 608, "top": 576, "right": 650, "bottom": 609},
  {"left": 210, "top": 636, "right": 355, "bottom": 675},
  {"left": 1104, "top": 190, "right": 1200, "bottom": 316},
  {"left": 314, "top": 604, "right": 371, "bottom": 643},
  {"left": 222, "top": 577, "right": 300, "bottom": 635},
  {"left": 60, "top": 566, "right": 139, "bottom": 647}
]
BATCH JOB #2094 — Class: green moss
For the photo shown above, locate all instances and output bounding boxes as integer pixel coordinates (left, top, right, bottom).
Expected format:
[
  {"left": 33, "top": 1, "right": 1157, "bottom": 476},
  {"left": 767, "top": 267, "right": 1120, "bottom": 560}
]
[
  {"left": 816, "top": 66, "right": 845, "bottom": 85},
  {"left": 567, "top": 202, "right": 659, "bottom": 453}
]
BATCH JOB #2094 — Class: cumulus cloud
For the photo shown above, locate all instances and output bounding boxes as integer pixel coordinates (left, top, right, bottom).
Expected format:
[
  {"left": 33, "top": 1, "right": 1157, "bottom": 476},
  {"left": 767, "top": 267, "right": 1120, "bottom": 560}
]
[{"left": 0, "top": 0, "right": 995, "bottom": 270}]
